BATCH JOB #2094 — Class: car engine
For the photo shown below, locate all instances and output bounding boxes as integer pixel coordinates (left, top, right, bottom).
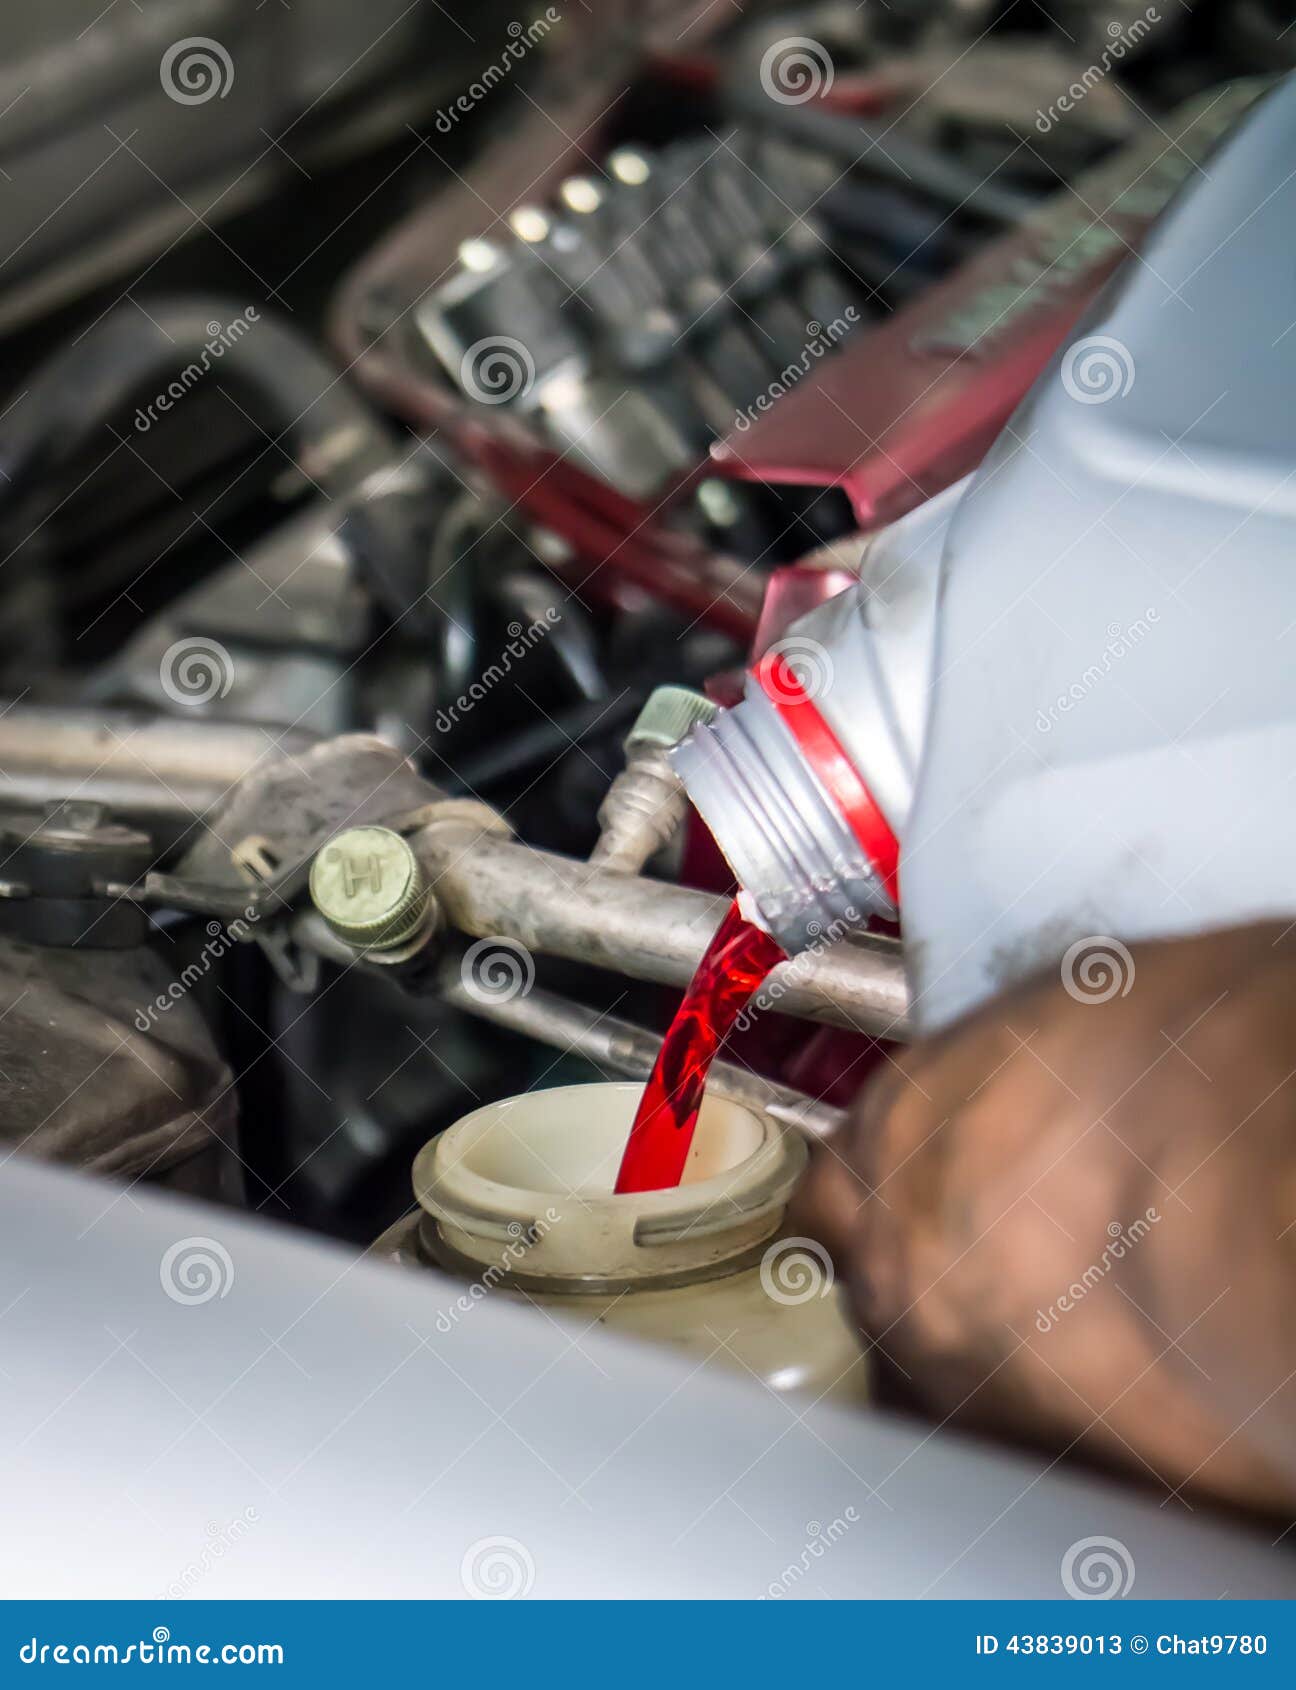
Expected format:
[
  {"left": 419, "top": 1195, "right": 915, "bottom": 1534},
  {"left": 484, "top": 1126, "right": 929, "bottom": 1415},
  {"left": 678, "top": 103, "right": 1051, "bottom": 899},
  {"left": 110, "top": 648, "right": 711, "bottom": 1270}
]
[{"left": 0, "top": 0, "right": 1293, "bottom": 1602}]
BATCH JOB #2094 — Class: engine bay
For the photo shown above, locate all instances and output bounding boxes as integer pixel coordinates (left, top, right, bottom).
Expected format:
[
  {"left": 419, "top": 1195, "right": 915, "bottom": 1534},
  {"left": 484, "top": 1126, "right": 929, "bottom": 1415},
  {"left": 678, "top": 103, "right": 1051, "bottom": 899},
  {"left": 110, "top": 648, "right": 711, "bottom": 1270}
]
[{"left": 1, "top": 0, "right": 1294, "bottom": 1602}]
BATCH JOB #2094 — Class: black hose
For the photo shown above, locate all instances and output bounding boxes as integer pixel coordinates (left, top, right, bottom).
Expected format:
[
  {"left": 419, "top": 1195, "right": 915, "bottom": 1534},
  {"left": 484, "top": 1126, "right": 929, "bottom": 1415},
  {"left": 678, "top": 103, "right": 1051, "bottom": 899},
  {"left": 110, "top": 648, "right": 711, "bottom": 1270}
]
[
  {"left": 442, "top": 690, "right": 650, "bottom": 793},
  {"left": 725, "top": 82, "right": 1037, "bottom": 230},
  {"left": 0, "top": 296, "right": 398, "bottom": 677},
  {"left": 442, "top": 642, "right": 728, "bottom": 794},
  {"left": 0, "top": 295, "right": 396, "bottom": 519}
]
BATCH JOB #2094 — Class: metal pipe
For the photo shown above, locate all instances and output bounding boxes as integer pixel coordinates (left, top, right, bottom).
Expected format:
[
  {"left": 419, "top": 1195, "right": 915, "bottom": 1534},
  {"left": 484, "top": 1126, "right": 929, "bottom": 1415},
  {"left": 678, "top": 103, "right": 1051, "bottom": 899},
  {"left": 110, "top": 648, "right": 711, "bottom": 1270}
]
[
  {"left": 589, "top": 749, "right": 687, "bottom": 875},
  {"left": 0, "top": 706, "right": 319, "bottom": 849},
  {"left": 414, "top": 821, "right": 911, "bottom": 1037},
  {"left": 436, "top": 955, "right": 847, "bottom": 1139},
  {"left": 0, "top": 706, "right": 907, "bottom": 1034}
]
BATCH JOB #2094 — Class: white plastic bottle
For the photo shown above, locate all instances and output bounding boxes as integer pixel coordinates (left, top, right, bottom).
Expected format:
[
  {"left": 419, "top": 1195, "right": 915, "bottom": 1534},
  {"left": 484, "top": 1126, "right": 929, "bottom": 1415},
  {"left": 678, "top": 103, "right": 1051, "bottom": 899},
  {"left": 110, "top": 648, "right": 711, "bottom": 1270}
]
[{"left": 675, "top": 77, "right": 1296, "bottom": 1033}]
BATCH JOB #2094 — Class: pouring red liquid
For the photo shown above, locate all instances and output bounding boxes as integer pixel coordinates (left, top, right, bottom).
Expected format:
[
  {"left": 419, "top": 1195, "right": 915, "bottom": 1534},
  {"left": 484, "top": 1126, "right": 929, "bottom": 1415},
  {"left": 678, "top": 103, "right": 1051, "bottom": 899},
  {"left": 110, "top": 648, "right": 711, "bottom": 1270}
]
[{"left": 613, "top": 899, "right": 786, "bottom": 1194}]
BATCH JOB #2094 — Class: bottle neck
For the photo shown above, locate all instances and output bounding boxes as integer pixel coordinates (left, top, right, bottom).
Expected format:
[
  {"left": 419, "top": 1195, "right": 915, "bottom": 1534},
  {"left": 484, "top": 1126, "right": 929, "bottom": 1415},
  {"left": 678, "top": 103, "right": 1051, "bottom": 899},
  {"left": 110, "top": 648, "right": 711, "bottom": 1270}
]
[{"left": 672, "top": 672, "right": 898, "bottom": 956}]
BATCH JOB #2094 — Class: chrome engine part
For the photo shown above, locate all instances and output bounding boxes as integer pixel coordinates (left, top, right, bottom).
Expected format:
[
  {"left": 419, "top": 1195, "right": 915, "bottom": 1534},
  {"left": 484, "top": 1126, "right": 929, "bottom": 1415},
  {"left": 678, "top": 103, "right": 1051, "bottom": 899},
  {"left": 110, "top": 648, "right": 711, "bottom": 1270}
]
[{"left": 416, "top": 130, "right": 863, "bottom": 499}]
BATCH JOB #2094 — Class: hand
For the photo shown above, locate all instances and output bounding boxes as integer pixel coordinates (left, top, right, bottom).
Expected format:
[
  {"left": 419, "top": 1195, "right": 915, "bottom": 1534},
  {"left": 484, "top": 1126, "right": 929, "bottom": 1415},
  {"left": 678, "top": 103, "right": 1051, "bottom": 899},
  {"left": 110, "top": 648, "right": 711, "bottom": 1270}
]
[{"left": 794, "top": 923, "right": 1296, "bottom": 1515}]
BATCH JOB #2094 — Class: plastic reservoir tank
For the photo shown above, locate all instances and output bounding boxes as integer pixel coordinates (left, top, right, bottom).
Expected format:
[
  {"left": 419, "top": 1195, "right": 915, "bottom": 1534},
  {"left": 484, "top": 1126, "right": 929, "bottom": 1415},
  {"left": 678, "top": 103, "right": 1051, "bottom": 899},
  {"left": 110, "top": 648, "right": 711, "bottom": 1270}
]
[{"left": 375, "top": 1081, "right": 868, "bottom": 1405}]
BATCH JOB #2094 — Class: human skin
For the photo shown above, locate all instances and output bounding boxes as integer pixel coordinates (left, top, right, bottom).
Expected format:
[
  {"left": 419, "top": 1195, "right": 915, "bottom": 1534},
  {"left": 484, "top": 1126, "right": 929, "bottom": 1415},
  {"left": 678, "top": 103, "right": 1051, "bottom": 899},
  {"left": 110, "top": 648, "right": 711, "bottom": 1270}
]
[{"left": 793, "top": 923, "right": 1296, "bottom": 1516}]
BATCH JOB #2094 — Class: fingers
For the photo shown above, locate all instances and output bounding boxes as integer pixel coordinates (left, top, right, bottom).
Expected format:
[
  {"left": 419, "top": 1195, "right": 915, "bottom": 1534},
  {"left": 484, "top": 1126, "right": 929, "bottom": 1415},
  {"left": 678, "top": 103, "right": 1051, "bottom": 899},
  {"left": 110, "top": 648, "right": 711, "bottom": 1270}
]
[{"left": 801, "top": 921, "right": 1296, "bottom": 1513}]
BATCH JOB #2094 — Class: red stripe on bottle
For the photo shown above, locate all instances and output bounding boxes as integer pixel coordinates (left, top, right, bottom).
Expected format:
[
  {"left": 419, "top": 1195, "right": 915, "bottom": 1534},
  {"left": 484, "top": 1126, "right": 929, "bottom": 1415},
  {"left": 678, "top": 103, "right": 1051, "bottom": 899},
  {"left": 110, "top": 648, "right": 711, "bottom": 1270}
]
[{"left": 753, "top": 650, "right": 900, "bottom": 906}]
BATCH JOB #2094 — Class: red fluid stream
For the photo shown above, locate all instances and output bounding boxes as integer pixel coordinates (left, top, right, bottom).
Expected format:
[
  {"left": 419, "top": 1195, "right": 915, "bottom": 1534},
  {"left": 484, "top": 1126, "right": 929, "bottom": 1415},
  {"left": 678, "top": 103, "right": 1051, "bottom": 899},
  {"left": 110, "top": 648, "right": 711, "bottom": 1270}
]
[{"left": 613, "top": 900, "right": 786, "bottom": 1194}]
